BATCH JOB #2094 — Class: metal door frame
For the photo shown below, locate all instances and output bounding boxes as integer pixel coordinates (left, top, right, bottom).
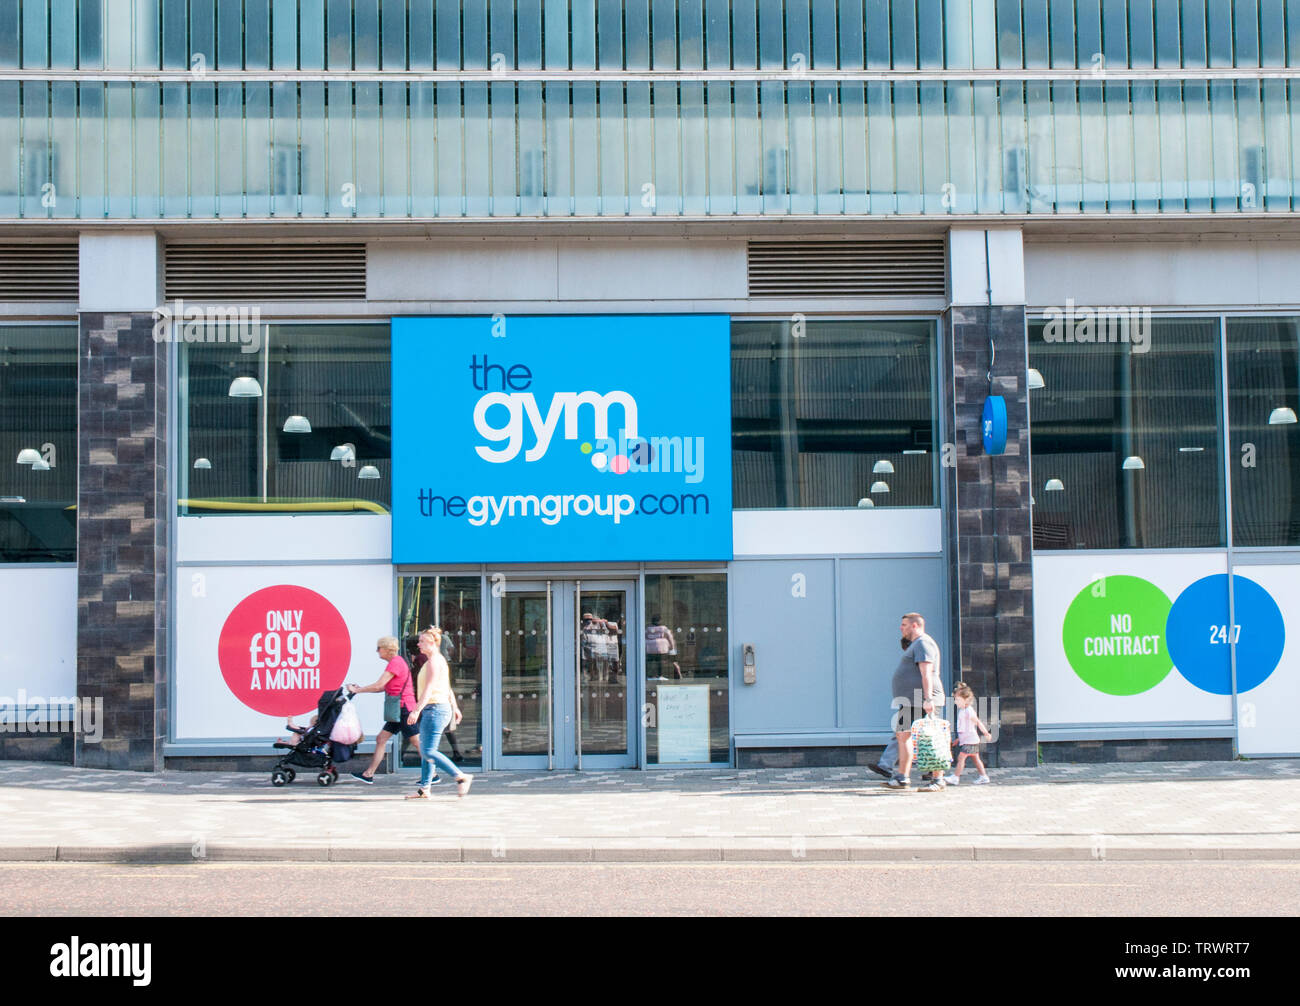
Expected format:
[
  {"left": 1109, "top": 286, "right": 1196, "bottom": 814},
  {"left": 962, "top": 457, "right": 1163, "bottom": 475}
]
[{"left": 490, "top": 577, "right": 640, "bottom": 770}]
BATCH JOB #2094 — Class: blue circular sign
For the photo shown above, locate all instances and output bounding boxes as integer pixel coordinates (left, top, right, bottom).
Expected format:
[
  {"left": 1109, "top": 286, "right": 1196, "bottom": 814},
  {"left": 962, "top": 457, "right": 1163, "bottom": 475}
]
[
  {"left": 1165, "top": 574, "right": 1284, "bottom": 695},
  {"left": 982, "top": 395, "right": 1008, "bottom": 455}
]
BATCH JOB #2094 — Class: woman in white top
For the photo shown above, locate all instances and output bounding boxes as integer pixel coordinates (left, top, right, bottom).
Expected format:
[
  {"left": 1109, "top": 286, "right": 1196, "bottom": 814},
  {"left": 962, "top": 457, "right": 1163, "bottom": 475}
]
[{"left": 406, "top": 627, "right": 473, "bottom": 799}]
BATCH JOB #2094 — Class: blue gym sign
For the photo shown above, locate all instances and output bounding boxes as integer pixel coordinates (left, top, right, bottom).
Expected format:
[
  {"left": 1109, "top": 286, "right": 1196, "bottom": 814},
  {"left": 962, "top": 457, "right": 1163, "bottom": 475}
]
[
  {"left": 982, "top": 395, "right": 1008, "bottom": 455},
  {"left": 391, "top": 315, "right": 734, "bottom": 564}
]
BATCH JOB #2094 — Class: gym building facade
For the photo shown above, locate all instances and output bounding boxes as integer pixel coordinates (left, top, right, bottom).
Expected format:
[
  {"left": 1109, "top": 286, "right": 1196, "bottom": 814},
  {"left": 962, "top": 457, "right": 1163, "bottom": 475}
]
[{"left": 1, "top": 0, "right": 1299, "bottom": 772}]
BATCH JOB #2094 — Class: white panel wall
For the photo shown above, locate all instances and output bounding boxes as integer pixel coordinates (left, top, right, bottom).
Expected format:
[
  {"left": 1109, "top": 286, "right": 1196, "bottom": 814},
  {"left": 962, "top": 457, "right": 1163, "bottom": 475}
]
[
  {"left": 948, "top": 227, "right": 1026, "bottom": 305},
  {"left": 1025, "top": 239, "right": 1300, "bottom": 309},
  {"left": 173, "top": 563, "right": 392, "bottom": 741},
  {"left": 1033, "top": 552, "right": 1233, "bottom": 727},
  {"left": 733, "top": 508, "right": 943, "bottom": 556},
  {"left": 79, "top": 231, "right": 162, "bottom": 311},
  {"left": 1229, "top": 563, "right": 1300, "bottom": 757},
  {"left": 0, "top": 567, "right": 77, "bottom": 702},
  {"left": 178, "top": 514, "right": 391, "bottom": 564}
]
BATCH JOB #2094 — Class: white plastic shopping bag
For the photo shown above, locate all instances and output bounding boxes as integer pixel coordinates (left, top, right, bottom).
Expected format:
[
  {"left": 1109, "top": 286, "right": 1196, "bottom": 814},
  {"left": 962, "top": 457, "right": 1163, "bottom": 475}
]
[{"left": 329, "top": 695, "right": 363, "bottom": 746}]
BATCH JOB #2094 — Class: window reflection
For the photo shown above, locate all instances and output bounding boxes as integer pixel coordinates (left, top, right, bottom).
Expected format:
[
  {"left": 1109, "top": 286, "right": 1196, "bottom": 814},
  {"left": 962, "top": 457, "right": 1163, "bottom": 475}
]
[
  {"left": 645, "top": 573, "right": 728, "bottom": 764},
  {"left": 1227, "top": 318, "right": 1300, "bottom": 546},
  {"left": 1028, "top": 317, "right": 1224, "bottom": 549},
  {"left": 0, "top": 325, "right": 77, "bottom": 562},
  {"left": 397, "top": 575, "right": 483, "bottom": 769},
  {"left": 732, "top": 320, "right": 937, "bottom": 509},
  {"left": 179, "top": 324, "right": 390, "bottom": 514}
]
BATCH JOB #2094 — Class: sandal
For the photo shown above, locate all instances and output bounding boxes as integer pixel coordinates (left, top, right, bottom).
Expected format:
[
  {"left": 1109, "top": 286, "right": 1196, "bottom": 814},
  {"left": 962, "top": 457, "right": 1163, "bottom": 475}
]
[{"left": 404, "top": 788, "right": 430, "bottom": 800}]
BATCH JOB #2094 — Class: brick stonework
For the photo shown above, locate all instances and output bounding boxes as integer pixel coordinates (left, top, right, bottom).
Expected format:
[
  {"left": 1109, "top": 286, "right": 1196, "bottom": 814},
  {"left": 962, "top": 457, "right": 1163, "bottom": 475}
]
[
  {"left": 0, "top": 732, "right": 74, "bottom": 763},
  {"left": 942, "top": 305, "right": 1037, "bottom": 768},
  {"left": 1041, "top": 738, "right": 1235, "bottom": 763},
  {"left": 736, "top": 747, "right": 887, "bottom": 770},
  {"left": 75, "top": 313, "right": 168, "bottom": 771}
]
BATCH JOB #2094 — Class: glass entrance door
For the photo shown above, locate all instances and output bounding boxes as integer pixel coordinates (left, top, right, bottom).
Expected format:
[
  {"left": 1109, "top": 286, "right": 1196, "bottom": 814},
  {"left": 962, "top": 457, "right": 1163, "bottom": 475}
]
[{"left": 494, "top": 579, "right": 638, "bottom": 770}]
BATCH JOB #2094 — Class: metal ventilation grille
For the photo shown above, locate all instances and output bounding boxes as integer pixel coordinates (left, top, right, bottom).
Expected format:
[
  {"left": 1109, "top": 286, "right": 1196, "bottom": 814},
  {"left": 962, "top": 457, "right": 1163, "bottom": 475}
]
[
  {"left": 165, "top": 244, "right": 367, "bottom": 301},
  {"left": 747, "top": 240, "right": 946, "bottom": 297},
  {"left": 0, "top": 243, "right": 78, "bottom": 300}
]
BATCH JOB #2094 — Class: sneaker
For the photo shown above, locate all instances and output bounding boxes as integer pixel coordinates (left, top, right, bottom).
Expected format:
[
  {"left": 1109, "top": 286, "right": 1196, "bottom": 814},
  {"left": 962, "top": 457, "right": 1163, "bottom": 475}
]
[
  {"left": 973, "top": 775, "right": 991, "bottom": 785},
  {"left": 943, "top": 774, "right": 960, "bottom": 786},
  {"left": 885, "top": 775, "right": 910, "bottom": 789},
  {"left": 921, "top": 780, "right": 945, "bottom": 791},
  {"left": 867, "top": 763, "right": 893, "bottom": 780},
  {"left": 456, "top": 774, "right": 474, "bottom": 798},
  {"left": 349, "top": 771, "right": 374, "bottom": 785}
]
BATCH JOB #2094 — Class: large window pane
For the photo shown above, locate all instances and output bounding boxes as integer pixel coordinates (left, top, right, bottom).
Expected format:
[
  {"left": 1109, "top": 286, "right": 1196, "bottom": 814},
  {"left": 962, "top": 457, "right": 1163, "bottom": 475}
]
[
  {"left": 0, "top": 325, "right": 76, "bottom": 562},
  {"left": 644, "top": 573, "right": 728, "bottom": 764},
  {"left": 179, "top": 324, "right": 390, "bottom": 514},
  {"left": 732, "top": 319, "right": 937, "bottom": 509},
  {"left": 1028, "top": 317, "right": 1224, "bottom": 549},
  {"left": 1227, "top": 317, "right": 1300, "bottom": 546},
  {"left": 397, "top": 575, "right": 483, "bottom": 769}
]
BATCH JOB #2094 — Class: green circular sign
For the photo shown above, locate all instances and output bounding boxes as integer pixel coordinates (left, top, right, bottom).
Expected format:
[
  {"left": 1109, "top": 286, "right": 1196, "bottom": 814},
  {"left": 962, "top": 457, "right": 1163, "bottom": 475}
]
[{"left": 1062, "top": 575, "right": 1174, "bottom": 695}]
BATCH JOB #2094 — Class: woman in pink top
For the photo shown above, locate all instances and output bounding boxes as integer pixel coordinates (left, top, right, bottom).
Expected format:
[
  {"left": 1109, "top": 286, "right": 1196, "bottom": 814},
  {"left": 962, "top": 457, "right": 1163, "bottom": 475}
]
[
  {"left": 345, "top": 635, "right": 419, "bottom": 784},
  {"left": 407, "top": 627, "right": 473, "bottom": 799}
]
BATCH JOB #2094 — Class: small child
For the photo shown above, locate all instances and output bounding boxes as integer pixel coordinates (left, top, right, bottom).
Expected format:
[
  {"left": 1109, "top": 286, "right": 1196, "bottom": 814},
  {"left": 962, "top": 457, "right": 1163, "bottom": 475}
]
[{"left": 945, "top": 682, "right": 992, "bottom": 785}]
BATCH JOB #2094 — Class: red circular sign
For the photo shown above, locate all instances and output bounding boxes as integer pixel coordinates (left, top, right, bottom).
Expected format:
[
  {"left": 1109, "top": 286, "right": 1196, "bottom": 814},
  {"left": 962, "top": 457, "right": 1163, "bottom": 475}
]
[{"left": 218, "top": 585, "right": 351, "bottom": 717}]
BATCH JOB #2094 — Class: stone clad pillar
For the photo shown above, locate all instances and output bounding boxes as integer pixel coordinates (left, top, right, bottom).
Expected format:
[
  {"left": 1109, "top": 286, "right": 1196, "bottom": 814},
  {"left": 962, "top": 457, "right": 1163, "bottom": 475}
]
[
  {"left": 75, "top": 232, "right": 168, "bottom": 770},
  {"left": 942, "top": 229, "right": 1037, "bottom": 768}
]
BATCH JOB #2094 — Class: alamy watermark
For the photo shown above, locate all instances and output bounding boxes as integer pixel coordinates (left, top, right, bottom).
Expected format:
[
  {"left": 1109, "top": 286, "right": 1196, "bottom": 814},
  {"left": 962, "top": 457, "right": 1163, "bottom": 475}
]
[
  {"left": 1041, "top": 299, "right": 1151, "bottom": 354},
  {"left": 0, "top": 692, "right": 103, "bottom": 742},
  {"left": 152, "top": 299, "right": 263, "bottom": 354},
  {"left": 890, "top": 693, "right": 1001, "bottom": 741}
]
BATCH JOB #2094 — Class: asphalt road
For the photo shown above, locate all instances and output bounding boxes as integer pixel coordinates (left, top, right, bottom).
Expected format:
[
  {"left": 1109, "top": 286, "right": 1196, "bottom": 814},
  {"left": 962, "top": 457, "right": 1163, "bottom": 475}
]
[{"left": 1, "top": 862, "right": 1297, "bottom": 916}]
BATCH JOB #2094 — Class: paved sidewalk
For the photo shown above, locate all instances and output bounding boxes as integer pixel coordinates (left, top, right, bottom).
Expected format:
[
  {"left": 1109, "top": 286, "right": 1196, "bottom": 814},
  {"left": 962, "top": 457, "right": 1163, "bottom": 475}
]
[{"left": 1, "top": 759, "right": 1298, "bottom": 863}]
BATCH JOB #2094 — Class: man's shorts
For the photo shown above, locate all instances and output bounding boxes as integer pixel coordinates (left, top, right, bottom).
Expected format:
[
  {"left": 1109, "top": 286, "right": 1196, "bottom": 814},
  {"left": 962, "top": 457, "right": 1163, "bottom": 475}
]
[
  {"left": 893, "top": 699, "right": 922, "bottom": 732},
  {"left": 382, "top": 706, "right": 419, "bottom": 739}
]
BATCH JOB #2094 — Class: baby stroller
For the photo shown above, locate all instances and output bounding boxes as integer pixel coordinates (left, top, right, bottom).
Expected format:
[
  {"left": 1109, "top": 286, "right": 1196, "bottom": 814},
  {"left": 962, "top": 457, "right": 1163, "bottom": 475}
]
[{"left": 270, "top": 687, "right": 360, "bottom": 787}]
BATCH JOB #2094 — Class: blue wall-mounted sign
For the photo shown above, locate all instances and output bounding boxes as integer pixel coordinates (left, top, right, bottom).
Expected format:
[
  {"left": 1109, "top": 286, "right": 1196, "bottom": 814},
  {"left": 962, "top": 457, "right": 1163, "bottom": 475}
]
[
  {"left": 982, "top": 395, "right": 1008, "bottom": 455},
  {"left": 392, "top": 315, "right": 733, "bottom": 564}
]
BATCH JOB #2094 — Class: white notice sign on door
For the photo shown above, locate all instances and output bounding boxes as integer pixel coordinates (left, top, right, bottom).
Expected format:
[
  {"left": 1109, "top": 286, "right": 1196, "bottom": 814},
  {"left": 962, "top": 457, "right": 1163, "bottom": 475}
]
[{"left": 657, "top": 684, "right": 710, "bottom": 763}]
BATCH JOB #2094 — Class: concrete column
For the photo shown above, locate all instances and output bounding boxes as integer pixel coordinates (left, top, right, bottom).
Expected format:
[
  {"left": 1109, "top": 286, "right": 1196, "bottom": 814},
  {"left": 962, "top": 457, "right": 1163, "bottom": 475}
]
[
  {"left": 75, "top": 232, "right": 168, "bottom": 770},
  {"left": 942, "top": 228, "right": 1037, "bottom": 768}
]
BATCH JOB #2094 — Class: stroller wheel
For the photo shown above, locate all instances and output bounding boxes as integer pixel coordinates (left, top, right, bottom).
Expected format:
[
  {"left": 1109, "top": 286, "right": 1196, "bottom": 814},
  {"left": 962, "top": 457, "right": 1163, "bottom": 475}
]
[
  {"left": 271, "top": 769, "right": 290, "bottom": 787},
  {"left": 317, "top": 771, "right": 335, "bottom": 787},
  {"left": 285, "top": 768, "right": 296, "bottom": 783}
]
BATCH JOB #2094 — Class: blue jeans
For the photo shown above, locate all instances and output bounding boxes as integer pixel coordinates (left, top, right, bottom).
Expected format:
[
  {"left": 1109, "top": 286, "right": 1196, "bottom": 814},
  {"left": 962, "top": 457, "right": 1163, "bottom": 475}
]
[{"left": 417, "top": 704, "right": 462, "bottom": 789}]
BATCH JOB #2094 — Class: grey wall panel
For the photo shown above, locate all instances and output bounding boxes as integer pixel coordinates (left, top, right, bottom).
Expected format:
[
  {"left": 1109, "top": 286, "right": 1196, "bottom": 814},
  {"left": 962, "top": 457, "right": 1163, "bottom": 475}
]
[
  {"left": 368, "top": 238, "right": 746, "bottom": 303},
  {"left": 556, "top": 240, "right": 747, "bottom": 300},
  {"left": 837, "top": 557, "right": 948, "bottom": 731},
  {"left": 1025, "top": 240, "right": 1300, "bottom": 310},
  {"left": 367, "top": 240, "right": 560, "bottom": 301},
  {"left": 730, "top": 559, "right": 837, "bottom": 733}
]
